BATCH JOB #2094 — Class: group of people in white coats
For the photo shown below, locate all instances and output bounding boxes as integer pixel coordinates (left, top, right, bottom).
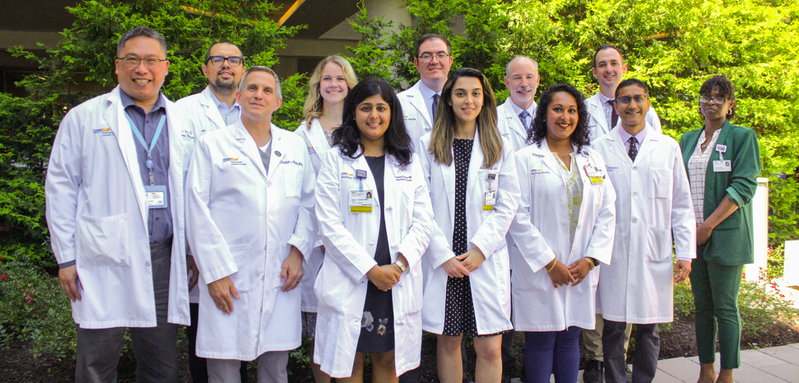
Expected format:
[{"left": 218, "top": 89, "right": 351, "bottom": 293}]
[{"left": 44, "top": 25, "right": 711, "bottom": 383}]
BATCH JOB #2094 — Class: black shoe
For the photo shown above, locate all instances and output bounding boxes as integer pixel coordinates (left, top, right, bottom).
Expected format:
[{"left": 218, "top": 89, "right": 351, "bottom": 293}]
[{"left": 583, "top": 360, "right": 604, "bottom": 383}]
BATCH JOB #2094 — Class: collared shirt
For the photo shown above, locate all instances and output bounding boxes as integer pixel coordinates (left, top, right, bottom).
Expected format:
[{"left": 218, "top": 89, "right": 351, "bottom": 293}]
[
  {"left": 417, "top": 81, "right": 441, "bottom": 122},
  {"left": 687, "top": 128, "right": 722, "bottom": 225},
  {"left": 597, "top": 92, "right": 615, "bottom": 129},
  {"left": 618, "top": 126, "right": 648, "bottom": 153},
  {"left": 120, "top": 90, "right": 172, "bottom": 244},
  {"left": 259, "top": 139, "right": 273, "bottom": 176},
  {"left": 509, "top": 100, "right": 537, "bottom": 133},
  {"left": 204, "top": 86, "right": 241, "bottom": 126}
]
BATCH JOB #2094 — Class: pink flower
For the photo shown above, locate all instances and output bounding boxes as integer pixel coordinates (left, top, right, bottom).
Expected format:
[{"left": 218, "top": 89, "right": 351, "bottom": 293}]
[
  {"left": 25, "top": 296, "right": 33, "bottom": 304},
  {"left": 0, "top": 274, "right": 6, "bottom": 281},
  {"left": 768, "top": 246, "right": 774, "bottom": 253}
]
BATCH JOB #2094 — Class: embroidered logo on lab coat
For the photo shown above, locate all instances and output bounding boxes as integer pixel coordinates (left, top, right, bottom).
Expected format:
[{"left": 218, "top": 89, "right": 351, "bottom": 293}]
[
  {"left": 92, "top": 128, "right": 114, "bottom": 137},
  {"left": 223, "top": 157, "right": 245, "bottom": 165}
]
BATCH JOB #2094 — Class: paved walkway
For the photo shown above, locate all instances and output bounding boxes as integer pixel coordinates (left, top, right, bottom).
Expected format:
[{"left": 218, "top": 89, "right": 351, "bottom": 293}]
[{"left": 509, "top": 342, "right": 799, "bottom": 382}]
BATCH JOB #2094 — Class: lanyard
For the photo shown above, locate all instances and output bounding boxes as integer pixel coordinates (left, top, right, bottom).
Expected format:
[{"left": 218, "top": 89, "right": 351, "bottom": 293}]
[{"left": 125, "top": 113, "right": 166, "bottom": 186}]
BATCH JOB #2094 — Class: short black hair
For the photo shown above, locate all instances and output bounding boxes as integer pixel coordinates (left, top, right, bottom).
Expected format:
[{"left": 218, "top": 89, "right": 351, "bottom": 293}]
[
  {"left": 415, "top": 34, "right": 451, "bottom": 58},
  {"left": 204, "top": 40, "right": 241, "bottom": 63},
  {"left": 333, "top": 78, "right": 414, "bottom": 167},
  {"left": 593, "top": 44, "right": 623, "bottom": 68},
  {"left": 615, "top": 78, "right": 650, "bottom": 99},
  {"left": 117, "top": 26, "right": 167, "bottom": 57},
  {"left": 529, "top": 83, "right": 590, "bottom": 152},
  {"left": 700, "top": 75, "right": 736, "bottom": 119}
]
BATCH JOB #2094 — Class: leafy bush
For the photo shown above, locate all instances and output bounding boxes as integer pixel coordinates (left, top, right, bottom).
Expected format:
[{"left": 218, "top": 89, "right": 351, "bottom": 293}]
[
  {"left": 738, "top": 268, "right": 797, "bottom": 336},
  {"left": 0, "top": 256, "right": 76, "bottom": 359}
]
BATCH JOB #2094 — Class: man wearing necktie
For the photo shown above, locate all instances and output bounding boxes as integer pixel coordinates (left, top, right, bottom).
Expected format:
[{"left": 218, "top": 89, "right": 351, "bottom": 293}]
[
  {"left": 592, "top": 79, "right": 695, "bottom": 383},
  {"left": 397, "top": 34, "right": 453, "bottom": 146},
  {"left": 584, "top": 45, "right": 663, "bottom": 144},
  {"left": 497, "top": 56, "right": 540, "bottom": 152},
  {"left": 582, "top": 45, "right": 664, "bottom": 383},
  {"left": 495, "top": 55, "right": 540, "bottom": 383}
]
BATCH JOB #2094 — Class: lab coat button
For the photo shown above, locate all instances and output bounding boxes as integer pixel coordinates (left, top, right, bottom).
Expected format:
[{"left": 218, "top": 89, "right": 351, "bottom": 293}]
[
  {"left": 261, "top": 275, "right": 265, "bottom": 281},
  {"left": 633, "top": 192, "right": 638, "bottom": 197},
  {"left": 632, "top": 166, "right": 637, "bottom": 170},
  {"left": 267, "top": 182, "right": 272, "bottom": 187},
  {"left": 145, "top": 261, "right": 151, "bottom": 267},
  {"left": 632, "top": 218, "right": 637, "bottom": 223}
]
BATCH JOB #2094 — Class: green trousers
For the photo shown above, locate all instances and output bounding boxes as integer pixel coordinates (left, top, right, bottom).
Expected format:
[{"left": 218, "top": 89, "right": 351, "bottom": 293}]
[{"left": 690, "top": 253, "right": 744, "bottom": 369}]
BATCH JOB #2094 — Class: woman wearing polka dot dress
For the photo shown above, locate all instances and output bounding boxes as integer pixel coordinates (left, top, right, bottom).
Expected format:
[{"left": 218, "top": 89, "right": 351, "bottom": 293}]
[{"left": 417, "top": 68, "right": 520, "bottom": 383}]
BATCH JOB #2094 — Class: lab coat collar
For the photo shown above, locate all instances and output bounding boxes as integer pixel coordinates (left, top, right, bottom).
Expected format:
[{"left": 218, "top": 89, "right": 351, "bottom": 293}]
[
  {"left": 230, "top": 120, "right": 284, "bottom": 181},
  {"left": 604, "top": 123, "right": 658, "bottom": 164},
  {"left": 406, "top": 82, "right": 433, "bottom": 127},
  {"left": 200, "top": 87, "right": 228, "bottom": 130},
  {"left": 587, "top": 93, "right": 609, "bottom": 136},
  {"left": 500, "top": 99, "right": 530, "bottom": 142},
  {"left": 306, "top": 118, "right": 332, "bottom": 157}
]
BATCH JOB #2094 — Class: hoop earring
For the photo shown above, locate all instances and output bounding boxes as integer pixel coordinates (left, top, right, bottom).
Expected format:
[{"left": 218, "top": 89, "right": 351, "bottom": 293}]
[{"left": 727, "top": 109, "right": 732, "bottom": 116}]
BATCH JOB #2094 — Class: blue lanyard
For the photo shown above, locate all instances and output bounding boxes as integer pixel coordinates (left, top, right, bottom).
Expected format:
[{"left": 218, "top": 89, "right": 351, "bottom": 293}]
[{"left": 125, "top": 113, "right": 166, "bottom": 185}]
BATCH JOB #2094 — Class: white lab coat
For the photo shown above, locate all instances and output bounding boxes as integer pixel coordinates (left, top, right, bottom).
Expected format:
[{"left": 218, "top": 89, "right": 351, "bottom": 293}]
[
  {"left": 294, "top": 118, "right": 333, "bottom": 312},
  {"left": 418, "top": 131, "right": 520, "bottom": 335},
  {"left": 45, "top": 86, "right": 191, "bottom": 328},
  {"left": 496, "top": 98, "right": 536, "bottom": 153},
  {"left": 185, "top": 122, "right": 316, "bottom": 360},
  {"left": 592, "top": 125, "right": 696, "bottom": 323},
  {"left": 508, "top": 141, "right": 616, "bottom": 331},
  {"left": 398, "top": 81, "right": 434, "bottom": 145},
  {"left": 176, "top": 86, "right": 231, "bottom": 304},
  {"left": 585, "top": 92, "right": 661, "bottom": 143},
  {"left": 313, "top": 148, "right": 433, "bottom": 378}
]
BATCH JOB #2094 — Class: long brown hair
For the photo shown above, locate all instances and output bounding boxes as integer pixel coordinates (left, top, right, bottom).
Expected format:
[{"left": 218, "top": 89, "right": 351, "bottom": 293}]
[{"left": 428, "top": 67, "right": 502, "bottom": 168}]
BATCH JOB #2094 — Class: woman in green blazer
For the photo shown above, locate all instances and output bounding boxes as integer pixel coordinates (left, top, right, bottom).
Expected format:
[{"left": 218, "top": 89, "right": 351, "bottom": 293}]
[{"left": 679, "top": 75, "right": 761, "bottom": 383}]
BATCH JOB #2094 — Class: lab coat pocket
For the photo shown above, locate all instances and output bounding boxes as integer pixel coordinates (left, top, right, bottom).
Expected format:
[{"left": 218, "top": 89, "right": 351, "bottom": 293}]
[
  {"left": 283, "top": 167, "right": 303, "bottom": 198},
  {"left": 646, "top": 225, "right": 672, "bottom": 263},
  {"left": 398, "top": 267, "right": 423, "bottom": 314},
  {"left": 77, "top": 213, "right": 131, "bottom": 267},
  {"left": 228, "top": 244, "right": 252, "bottom": 292},
  {"left": 650, "top": 168, "right": 671, "bottom": 199}
]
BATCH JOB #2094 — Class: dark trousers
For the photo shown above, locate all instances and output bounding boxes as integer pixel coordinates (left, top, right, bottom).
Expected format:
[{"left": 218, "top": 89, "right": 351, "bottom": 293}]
[
  {"left": 603, "top": 320, "right": 659, "bottom": 383},
  {"left": 690, "top": 254, "right": 744, "bottom": 369},
  {"left": 524, "top": 327, "right": 581, "bottom": 383},
  {"left": 187, "top": 303, "right": 249, "bottom": 382},
  {"left": 75, "top": 239, "right": 177, "bottom": 383}
]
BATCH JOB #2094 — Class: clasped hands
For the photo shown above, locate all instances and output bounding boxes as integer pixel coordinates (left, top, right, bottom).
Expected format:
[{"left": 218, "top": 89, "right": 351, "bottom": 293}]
[
  {"left": 442, "top": 247, "right": 486, "bottom": 279},
  {"left": 547, "top": 258, "right": 594, "bottom": 288}
]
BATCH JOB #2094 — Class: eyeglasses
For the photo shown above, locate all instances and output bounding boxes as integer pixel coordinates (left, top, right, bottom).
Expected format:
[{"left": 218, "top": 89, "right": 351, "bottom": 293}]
[
  {"left": 206, "top": 55, "right": 244, "bottom": 67},
  {"left": 699, "top": 96, "right": 726, "bottom": 104},
  {"left": 417, "top": 52, "right": 450, "bottom": 62},
  {"left": 616, "top": 94, "right": 649, "bottom": 104},
  {"left": 117, "top": 56, "right": 168, "bottom": 69}
]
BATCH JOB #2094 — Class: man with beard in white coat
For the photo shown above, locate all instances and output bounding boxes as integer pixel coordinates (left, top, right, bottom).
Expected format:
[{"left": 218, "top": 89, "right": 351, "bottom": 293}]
[
  {"left": 45, "top": 26, "right": 192, "bottom": 382},
  {"left": 592, "top": 79, "right": 695, "bottom": 383},
  {"left": 185, "top": 66, "right": 316, "bottom": 383},
  {"left": 175, "top": 40, "right": 248, "bottom": 383},
  {"left": 398, "top": 33, "right": 454, "bottom": 145},
  {"left": 582, "top": 44, "right": 663, "bottom": 382}
]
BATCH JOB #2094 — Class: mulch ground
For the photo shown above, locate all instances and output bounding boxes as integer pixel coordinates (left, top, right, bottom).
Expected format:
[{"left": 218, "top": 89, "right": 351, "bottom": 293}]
[{"left": 1, "top": 313, "right": 797, "bottom": 382}]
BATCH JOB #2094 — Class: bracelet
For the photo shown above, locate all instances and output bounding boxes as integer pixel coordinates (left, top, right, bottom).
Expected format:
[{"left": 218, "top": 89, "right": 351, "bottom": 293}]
[
  {"left": 584, "top": 257, "right": 596, "bottom": 270},
  {"left": 547, "top": 259, "right": 558, "bottom": 273}
]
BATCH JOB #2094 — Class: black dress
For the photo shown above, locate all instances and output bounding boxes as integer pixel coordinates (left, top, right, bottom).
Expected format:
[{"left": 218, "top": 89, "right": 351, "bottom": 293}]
[
  {"left": 442, "top": 139, "right": 479, "bottom": 337},
  {"left": 356, "top": 155, "right": 395, "bottom": 353}
]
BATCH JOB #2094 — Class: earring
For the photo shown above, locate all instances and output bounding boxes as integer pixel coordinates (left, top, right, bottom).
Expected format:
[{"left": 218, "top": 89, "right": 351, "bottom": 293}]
[{"left": 727, "top": 109, "right": 732, "bottom": 116}]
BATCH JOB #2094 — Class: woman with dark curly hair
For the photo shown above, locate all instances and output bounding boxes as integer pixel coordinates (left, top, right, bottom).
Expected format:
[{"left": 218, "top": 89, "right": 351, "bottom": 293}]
[
  {"left": 508, "top": 83, "right": 616, "bottom": 383},
  {"left": 679, "top": 75, "right": 761, "bottom": 383}
]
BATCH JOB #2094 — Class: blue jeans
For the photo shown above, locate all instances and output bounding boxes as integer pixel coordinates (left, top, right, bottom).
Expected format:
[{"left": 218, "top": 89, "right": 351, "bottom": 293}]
[{"left": 524, "top": 327, "right": 582, "bottom": 383}]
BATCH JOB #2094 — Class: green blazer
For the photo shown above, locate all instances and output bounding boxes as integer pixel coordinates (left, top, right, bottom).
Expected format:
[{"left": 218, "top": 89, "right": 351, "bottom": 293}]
[{"left": 679, "top": 120, "right": 761, "bottom": 265}]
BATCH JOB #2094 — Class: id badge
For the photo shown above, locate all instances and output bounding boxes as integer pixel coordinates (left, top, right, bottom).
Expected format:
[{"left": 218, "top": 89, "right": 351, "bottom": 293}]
[
  {"left": 144, "top": 184, "right": 168, "bottom": 209},
  {"left": 583, "top": 165, "right": 604, "bottom": 184},
  {"left": 483, "top": 190, "right": 496, "bottom": 211},
  {"left": 349, "top": 190, "right": 374, "bottom": 213},
  {"left": 713, "top": 160, "right": 731, "bottom": 172}
]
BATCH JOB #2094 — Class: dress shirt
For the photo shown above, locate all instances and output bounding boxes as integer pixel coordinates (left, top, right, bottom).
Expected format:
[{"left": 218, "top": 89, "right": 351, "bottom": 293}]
[
  {"left": 204, "top": 87, "right": 241, "bottom": 126},
  {"left": 597, "top": 92, "right": 616, "bottom": 130},
  {"left": 618, "top": 127, "right": 648, "bottom": 153},
  {"left": 120, "top": 90, "right": 172, "bottom": 244},
  {"left": 509, "top": 100, "right": 537, "bottom": 133}
]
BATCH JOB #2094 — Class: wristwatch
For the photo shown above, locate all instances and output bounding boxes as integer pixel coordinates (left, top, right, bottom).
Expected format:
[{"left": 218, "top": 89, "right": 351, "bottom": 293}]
[{"left": 394, "top": 260, "right": 407, "bottom": 273}]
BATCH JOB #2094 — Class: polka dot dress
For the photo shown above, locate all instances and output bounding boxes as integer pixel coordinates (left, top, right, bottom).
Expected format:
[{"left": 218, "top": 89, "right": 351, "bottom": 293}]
[{"left": 442, "top": 138, "right": 479, "bottom": 337}]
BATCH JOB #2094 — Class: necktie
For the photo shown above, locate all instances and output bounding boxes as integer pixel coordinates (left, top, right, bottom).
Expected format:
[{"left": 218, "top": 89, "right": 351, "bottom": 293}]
[
  {"left": 608, "top": 99, "right": 619, "bottom": 128},
  {"left": 432, "top": 94, "right": 440, "bottom": 122},
  {"left": 628, "top": 136, "right": 638, "bottom": 161},
  {"left": 519, "top": 110, "right": 530, "bottom": 132}
]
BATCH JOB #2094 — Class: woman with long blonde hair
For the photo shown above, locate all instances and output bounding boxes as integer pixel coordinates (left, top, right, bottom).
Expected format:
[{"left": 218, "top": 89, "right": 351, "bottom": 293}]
[{"left": 295, "top": 54, "right": 358, "bottom": 383}]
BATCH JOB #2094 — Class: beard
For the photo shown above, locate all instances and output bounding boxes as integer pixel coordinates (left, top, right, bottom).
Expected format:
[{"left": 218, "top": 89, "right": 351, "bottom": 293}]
[{"left": 211, "top": 78, "right": 237, "bottom": 95}]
